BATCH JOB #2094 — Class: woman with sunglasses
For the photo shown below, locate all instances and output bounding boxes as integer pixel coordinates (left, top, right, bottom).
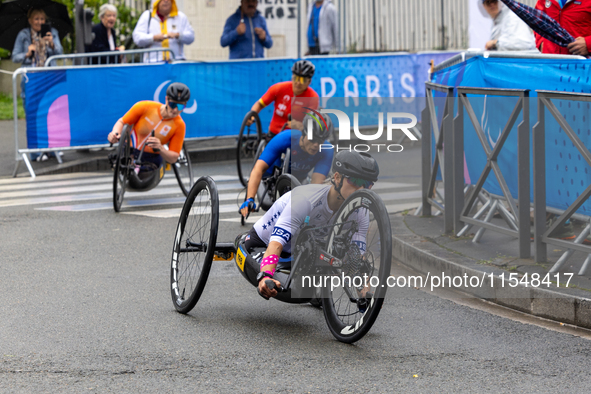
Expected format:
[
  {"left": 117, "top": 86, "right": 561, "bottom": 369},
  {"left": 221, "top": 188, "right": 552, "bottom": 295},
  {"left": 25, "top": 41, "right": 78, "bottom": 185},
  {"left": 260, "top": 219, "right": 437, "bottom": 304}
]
[
  {"left": 240, "top": 150, "right": 379, "bottom": 300},
  {"left": 107, "top": 82, "right": 190, "bottom": 185}
]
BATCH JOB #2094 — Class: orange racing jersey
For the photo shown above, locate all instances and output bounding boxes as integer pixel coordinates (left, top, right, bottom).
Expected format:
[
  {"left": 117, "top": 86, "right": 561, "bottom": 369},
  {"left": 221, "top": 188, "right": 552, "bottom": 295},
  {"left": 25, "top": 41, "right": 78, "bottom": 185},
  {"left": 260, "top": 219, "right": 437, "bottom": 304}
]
[{"left": 121, "top": 101, "right": 186, "bottom": 154}]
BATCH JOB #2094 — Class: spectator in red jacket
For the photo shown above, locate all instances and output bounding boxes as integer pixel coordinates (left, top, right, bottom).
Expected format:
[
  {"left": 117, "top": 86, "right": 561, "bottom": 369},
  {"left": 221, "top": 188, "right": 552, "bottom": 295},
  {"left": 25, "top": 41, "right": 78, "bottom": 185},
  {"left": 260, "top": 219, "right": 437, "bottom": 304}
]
[{"left": 535, "top": 0, "right": 591, "bottom": 56}]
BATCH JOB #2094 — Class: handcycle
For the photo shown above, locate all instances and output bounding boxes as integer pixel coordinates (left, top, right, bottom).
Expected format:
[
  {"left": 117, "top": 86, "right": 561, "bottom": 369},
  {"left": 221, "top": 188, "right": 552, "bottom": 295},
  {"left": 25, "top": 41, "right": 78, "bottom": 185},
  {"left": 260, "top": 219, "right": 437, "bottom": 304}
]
[
  {"left": 111, "top": 125, "right": 194, "bottom": 212},
  {"left": 169, "top": 176, "right": 392, "bottom": 344}
]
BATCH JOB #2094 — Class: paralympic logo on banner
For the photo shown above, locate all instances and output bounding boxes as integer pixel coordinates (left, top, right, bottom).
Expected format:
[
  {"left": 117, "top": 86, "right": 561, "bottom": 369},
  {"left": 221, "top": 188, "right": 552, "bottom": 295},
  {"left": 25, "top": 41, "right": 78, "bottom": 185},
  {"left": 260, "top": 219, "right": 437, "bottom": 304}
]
[
  {"left": 154, "top": 80, "right": 198, "bottom": 114},
  {"left": 304, "top": 107, "right": 417, "bottom": 153}
]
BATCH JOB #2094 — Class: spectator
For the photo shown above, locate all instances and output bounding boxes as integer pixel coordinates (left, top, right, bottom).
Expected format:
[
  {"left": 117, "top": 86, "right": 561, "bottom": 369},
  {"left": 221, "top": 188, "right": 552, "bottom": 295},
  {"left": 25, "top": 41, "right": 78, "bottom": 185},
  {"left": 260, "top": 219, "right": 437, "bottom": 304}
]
[
  {"left": 306, "top": 0, "right": 339, "bottom": 55},
  {"left": 86, "top": 4, "right": 125, "bottom": 64},
  {"left": 482, "top": 0, "right": 536, "bottom": 51},
  {"left": 534, "top": 0, "right": 591, "bottom": 56},
  {"left": 220, "top": 0, "right": 273, "bottom": 59},
  {"left": 11, "top": 8, "right": 63, "bottom": 161},
  {"left": 132, "top": 0, "right": 195, "bottom": 62},
  {"left": 11, "top": 8, "right": 63, "bottom": 105}
]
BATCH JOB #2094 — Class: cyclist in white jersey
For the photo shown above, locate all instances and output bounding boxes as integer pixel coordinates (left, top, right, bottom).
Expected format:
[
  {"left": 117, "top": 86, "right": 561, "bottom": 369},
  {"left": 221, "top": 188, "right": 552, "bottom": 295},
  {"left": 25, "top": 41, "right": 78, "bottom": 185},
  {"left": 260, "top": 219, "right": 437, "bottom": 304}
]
[{"left": 242, "top": 151, "right": 380, "bottom": 299}]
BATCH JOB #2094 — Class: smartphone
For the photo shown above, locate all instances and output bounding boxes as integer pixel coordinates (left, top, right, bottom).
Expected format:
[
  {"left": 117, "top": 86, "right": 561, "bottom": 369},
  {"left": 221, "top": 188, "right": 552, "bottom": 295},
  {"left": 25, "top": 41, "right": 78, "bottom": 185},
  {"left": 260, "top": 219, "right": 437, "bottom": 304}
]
[{"left": 40, "top": 24, "right": 51, "bottom": 37}]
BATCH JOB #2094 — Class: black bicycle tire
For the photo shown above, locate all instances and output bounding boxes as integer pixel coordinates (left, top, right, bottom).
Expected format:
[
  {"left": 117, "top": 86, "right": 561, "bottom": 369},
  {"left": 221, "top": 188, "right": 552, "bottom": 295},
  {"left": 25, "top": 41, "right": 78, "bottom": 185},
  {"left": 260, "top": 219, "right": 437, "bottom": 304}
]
[
  {"left": 321, "top": 189, "right": 392, "bottom": 344},
  {"left": 275, "top": 173, "right": 300, "bottom": 201},
  {"left": 236, "top": 111, "right": 263, "bottom": 187},
  {"left": 112, "top": 128, "right": 130, "bottom": 213},
  {"left": 170, "top": 176, "right": 219, "bottom": 314},
  {"left": 173, "top": 143, "right": 194, "bottom": 197}
]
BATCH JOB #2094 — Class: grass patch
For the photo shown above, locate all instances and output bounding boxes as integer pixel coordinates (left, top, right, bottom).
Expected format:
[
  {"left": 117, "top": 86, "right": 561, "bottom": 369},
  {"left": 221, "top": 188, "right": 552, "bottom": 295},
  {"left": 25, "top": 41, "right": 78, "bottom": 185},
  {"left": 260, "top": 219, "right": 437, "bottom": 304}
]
[{"left": 0, "top": 92, "right": 25, "bottom": 120}]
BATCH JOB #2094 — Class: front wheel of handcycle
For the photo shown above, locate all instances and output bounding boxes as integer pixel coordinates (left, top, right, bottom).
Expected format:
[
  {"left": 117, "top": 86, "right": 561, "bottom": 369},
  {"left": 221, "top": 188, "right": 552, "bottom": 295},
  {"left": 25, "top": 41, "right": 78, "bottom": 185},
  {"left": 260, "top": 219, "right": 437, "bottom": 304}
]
[
  {"left": 275, "top": 173, "right": 300, "bottom": 201},
  {"left": 321, "top": 189, "right": 392, "bottom": 343},
  {"left": 236, "top": 111, "right": 263, "bottom": 187},
  {"left": 173, "top": 143, "right": 194, "bottom": 197},
  {"left": 170, "top": 176, "right": 219, "bottom": 314},
  {"left": 113, "top": 126, "right": 131, "bottom": 212}
]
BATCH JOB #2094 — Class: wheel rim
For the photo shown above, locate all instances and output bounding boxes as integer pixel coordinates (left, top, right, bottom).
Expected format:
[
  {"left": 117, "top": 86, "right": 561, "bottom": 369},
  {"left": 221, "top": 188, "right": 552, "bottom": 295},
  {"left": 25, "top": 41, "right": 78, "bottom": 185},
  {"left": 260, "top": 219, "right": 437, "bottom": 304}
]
[
  {"left": 237, "top": 111, "right": 262, "bottom": 187},
  {"left": 174, "top": 146, "right": 193, "bottom": 196},
  {"left": 171, "top": 182, "right": 214, "bottom": 310}
]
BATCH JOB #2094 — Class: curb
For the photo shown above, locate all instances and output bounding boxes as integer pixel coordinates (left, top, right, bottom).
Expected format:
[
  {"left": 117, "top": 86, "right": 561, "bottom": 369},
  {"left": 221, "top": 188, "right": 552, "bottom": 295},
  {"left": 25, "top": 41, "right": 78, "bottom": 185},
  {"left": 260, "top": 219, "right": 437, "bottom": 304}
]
[
  {"left": 18, "top": 146, "right": 237, "bottom": 177},
  {"left": 391, "top": 215, "right": 591, "bottom": 329}
]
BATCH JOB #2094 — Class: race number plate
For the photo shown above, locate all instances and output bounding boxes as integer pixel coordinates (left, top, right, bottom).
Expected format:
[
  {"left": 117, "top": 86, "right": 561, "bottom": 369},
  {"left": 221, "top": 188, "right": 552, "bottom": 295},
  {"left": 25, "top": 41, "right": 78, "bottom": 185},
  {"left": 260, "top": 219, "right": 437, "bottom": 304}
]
[{"left": 236, "top": 247, "right": 246, "bottom": 272}]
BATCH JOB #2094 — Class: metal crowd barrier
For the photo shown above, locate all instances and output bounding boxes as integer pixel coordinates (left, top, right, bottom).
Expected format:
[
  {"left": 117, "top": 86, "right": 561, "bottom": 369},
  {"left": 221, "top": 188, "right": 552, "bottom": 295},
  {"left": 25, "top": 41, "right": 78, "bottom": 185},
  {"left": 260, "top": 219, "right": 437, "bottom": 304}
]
[
  {"left": 420, "top": 82, "right": 454, "bottom": 232},
  {"left": 421, "top": 83, "right": 591, "bottom": 271},
  {"left": 454, "top": 87, "right": 531, "bottom": 259},
  {"left": 12, "top": 48, "right": 176, "bottom": 178},
  {"left": 534, "top": 90, "right": 591, "bottom": 272},
  {"left": 431, "top": 51, "right": 583, "bottom": 74},
  {"left": 44, "top": 48, "right": 175, "bottom": 67}
]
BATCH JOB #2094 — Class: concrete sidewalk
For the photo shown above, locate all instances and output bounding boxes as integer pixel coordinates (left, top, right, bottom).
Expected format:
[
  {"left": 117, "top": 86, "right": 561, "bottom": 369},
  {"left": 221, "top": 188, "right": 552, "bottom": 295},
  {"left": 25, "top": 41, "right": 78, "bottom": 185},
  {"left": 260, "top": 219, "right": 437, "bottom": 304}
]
[
  {"left": 392, "top": 212, "right": 591, "bottom": 330},
  {"left": 0, "top": 120, "right": 237, "bottom": 179}
]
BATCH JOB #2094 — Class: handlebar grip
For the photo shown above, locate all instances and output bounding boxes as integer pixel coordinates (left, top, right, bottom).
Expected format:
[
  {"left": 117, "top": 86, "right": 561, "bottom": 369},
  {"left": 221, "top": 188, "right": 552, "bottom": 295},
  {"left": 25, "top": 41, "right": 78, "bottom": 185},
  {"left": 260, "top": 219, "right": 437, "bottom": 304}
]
[
  {"left": 265, "top": 280, "right": 286, "bottom": 293},
  {"left": 151, "top": 130, "right": 160, "bottom": 152}
]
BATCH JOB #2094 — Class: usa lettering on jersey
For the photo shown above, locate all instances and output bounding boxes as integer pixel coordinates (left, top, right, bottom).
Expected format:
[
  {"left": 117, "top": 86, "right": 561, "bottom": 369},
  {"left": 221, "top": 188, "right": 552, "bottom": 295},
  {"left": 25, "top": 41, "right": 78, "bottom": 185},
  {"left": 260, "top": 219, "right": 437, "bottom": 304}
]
[{"left": 271, "top": 227, "right": 292, "bottom": 242}]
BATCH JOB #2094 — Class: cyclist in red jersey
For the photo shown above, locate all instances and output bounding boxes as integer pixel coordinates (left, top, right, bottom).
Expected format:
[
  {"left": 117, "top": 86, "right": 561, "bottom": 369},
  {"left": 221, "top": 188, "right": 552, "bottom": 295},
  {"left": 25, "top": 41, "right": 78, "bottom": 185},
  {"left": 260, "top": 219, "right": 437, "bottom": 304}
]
[{"left": 245, "top": 59, "right": 319, "bottom": 140}]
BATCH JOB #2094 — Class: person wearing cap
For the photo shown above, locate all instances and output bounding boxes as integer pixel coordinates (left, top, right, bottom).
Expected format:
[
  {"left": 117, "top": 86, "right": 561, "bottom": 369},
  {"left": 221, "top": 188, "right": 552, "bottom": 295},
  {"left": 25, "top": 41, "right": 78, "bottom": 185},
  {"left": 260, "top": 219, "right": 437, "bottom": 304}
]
[
  {"left": 482, "top": 0, "right": 536, "bottom": 51},
  {"left": 220, "top": 0, "right": 273, "bottom": 59},
  {"left": 132, "top": 0, "right": 195, "bottom": 62},
  {"left": 242, "top": 150, "right": 380, "bottom": 299}
]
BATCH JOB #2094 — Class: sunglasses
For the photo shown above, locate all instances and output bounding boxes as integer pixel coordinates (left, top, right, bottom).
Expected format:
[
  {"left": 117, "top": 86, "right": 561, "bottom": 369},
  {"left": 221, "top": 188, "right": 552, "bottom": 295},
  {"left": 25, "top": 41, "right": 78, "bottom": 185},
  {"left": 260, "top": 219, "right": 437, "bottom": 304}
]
[
  {"left": 168, "top": 101, "right": 186, "bottom": 111},
  {"left": 346, "top": 176, "right": 374, "bottom": 189},
  {"left": 292, "top": 75, "right": 311, "bottom": 84}
]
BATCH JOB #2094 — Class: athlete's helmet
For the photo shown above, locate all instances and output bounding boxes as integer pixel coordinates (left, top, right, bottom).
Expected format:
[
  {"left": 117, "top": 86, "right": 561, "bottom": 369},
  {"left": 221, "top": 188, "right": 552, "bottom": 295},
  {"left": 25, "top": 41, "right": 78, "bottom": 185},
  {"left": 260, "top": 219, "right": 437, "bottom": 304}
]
[
  {"left": 332, "top": 151, "right": 380, "bottom": 183},
  {"left": 302, "top": 113, "right": 333, "bottom": 143},
  {"left": 292, "top": 60, "right": 315, "bottom": 78},
  {"left": 166, "top": 82, "right": 191, "bottom": 102}
]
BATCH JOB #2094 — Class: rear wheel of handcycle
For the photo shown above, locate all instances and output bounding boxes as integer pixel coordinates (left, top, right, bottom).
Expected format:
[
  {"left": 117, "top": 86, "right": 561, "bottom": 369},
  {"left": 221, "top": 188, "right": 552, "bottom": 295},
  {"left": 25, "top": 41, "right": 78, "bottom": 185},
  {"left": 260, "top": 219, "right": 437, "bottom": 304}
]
[
  {"left": 173, "top": 143, "right": 194, "bottom": 197},
  {"left": 170, "top": 176, "right": 219, "bottom": 314},
  {"left": 321, "top": 189, "right": 392, "bottom": 344},
  {"left": 275, "top": 173, "right": 300, "bottom": 201},
  {"left": 236, "top": 111, "right": 263, "bottom": 187},
  {"left": 113, "top": 127, "right": 131, "bottom": 213}
]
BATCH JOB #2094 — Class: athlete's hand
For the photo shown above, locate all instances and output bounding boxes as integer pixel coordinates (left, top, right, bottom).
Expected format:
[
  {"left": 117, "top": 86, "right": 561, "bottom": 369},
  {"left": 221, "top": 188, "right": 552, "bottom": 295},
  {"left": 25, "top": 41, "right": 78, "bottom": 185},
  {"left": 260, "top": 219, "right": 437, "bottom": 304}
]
[
  {"left": 258, "top": 277, "right": 281, "bottom": 299},
  {"left": 239, "top": 198, "right": 256, "bottom": 217},
  {"left": 290, "top": 120, "right": 303, "bottom": 131},
  {"left": 108, "top": 131, "right": 120, "bottom": 144},
  {"left": 245, "top": 115, "right": 256, "bottom": 126},
  {"left": 146, "top": 136, "right": 163, "bottom": 151}
]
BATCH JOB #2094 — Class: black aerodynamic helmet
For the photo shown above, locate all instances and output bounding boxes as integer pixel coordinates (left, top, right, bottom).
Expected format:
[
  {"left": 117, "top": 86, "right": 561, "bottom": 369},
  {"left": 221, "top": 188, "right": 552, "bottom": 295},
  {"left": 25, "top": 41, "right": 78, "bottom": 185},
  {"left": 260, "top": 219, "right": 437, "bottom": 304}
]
[
  {"left": 292, "top": 59, "right": 315, "bottom": 78},
  {"left": 166, "top": 82, "right": 191, "bottom": 102},
  {"left": 332, "top": 151, "right": 380, "bottom": 183},
  {"left": 302, "top": 112, "right": 333, "bottom": 142}
]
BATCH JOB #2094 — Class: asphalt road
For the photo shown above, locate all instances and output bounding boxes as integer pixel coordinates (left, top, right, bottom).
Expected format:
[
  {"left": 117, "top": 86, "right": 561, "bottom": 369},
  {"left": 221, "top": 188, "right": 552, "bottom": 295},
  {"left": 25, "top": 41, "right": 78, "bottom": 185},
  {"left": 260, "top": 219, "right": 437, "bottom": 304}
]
[{"left": 1, "top": 149, "right": 591, "bottom": 392}]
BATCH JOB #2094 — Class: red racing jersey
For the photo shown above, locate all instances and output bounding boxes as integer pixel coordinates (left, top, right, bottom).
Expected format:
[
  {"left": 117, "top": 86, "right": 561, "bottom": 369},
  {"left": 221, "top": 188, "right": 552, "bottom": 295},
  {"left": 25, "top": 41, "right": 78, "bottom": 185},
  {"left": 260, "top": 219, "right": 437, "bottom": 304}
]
[{"left": 259, "top": 81, "right": 319, "bottom": 135}]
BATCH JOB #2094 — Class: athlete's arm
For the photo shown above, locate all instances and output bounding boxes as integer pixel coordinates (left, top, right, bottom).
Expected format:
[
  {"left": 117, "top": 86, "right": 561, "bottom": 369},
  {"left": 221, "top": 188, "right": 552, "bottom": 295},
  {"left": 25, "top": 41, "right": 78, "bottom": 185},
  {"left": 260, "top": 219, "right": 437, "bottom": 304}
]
[
  {"left": 310, "top": 173, "right": 326, "bottom": 184},
  {"left": 245, "top": 101, "right": 265, "bottom": 126},
  {"left": 240, "top": 160, "right": 270, "bottom": 217},
  {"left": 257, "top": 240, "right": 283, "bottom": 298},
  {"left": 108, "top": 119, "right": 125, "bottom": 144}
]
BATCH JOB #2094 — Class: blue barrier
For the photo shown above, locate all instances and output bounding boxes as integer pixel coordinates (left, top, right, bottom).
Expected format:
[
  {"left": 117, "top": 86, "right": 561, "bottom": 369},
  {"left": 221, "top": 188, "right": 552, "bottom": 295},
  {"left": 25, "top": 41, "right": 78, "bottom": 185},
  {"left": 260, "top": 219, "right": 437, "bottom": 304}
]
[
  {"left": 23, "top": 52, "right": 457, "bottom": 150},
  {"left": 431, "top": 55, "right": 591, "bottom": 216}
]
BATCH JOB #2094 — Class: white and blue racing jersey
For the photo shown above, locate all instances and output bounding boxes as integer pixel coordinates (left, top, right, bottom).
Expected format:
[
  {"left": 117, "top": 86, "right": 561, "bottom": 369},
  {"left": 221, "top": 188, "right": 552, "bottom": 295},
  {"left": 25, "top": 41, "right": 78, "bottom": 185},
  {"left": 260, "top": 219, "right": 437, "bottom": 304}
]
[{"left": 253, "top": 184, "right": 368, "bottom": 254}]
